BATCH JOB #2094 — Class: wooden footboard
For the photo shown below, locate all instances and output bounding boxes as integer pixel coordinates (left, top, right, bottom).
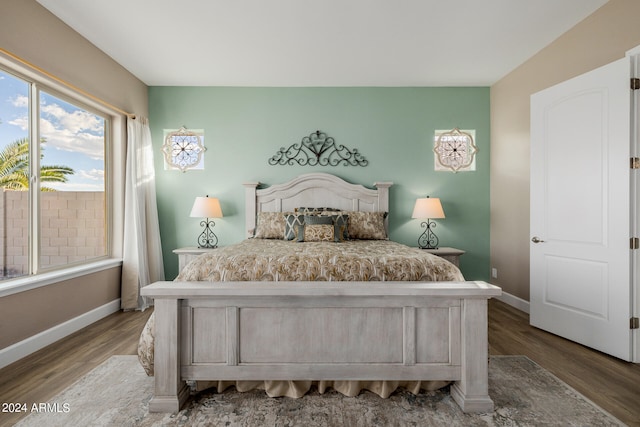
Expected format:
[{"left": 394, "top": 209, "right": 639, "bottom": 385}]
[{"left": 141, "top": 281, "right": 501, "bottom": 413}]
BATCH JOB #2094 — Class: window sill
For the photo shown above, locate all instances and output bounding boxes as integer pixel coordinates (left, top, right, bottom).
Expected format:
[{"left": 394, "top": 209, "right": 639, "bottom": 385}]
[{"left": 0, "top": 259, "right": 123, "bottom": 298}]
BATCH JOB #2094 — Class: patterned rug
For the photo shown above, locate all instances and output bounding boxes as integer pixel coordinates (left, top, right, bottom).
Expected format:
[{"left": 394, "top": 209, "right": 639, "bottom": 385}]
[{"left": 15, "top": 355, "right": 623, "bottom": 427}]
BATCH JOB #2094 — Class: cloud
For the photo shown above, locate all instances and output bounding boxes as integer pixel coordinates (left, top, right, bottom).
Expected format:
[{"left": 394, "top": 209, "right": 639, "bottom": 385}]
[
  {"left": 11, "top": 95, "right": 28, "bottom": 108},
  {"left": 6, "top": 96, "right": 29, "bottom": 130},
  {"left": 41, "top": 104, "right": 102, "bottom": 131},
  {"left": 64, "top": 111, "right": 103, "bottom": 133},
  {"left": 8, "top": 116, "right": 27, "bottom": 130},
  {"left": 39, "top": 117, "right": 105, "bottom": 160},
  {"left": 5, "top": 97, "right": 106, "bottom": 175},
  {"left": 34, "top": 98, "right": 105, "bottom": 160},
  {"left": 78, "top": 168, "right": 104, "bottom": 181}
]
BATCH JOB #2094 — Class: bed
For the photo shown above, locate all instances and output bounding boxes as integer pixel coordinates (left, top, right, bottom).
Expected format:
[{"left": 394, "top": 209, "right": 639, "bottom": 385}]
[{"left": 140, "top": 172, "right": 501, "bottom": 413}]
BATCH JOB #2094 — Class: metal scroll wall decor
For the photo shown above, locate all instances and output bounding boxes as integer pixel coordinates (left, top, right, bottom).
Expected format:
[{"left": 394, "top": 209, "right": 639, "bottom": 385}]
[{"left": 268, "top": 130, "right": 368, "bottom": 167}]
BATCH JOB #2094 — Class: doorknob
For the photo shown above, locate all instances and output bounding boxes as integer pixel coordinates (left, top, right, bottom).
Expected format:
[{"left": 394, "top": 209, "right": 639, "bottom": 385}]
[{"left": 531, "top": 237, "right": 545, "bottom": 243}]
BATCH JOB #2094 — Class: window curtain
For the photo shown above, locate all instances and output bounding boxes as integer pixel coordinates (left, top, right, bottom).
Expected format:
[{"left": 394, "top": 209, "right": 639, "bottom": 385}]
[{"left": 121, "top": 117, "right": 165, "bottom": 310}]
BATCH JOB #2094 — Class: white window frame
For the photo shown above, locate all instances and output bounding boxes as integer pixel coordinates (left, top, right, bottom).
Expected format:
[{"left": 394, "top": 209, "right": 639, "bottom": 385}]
[{"left": 0, "top": 56, "right": 125, "bottom": 298}]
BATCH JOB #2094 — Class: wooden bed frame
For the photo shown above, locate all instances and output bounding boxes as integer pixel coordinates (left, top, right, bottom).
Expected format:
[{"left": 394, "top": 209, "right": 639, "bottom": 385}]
[{"left": 141, "top": 173, "right": 501, "bottom": 414}]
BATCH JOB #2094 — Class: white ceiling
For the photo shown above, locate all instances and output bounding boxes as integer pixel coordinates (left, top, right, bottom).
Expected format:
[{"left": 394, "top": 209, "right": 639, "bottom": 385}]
[{"left": 36, "top": 0, "right": 608, "bottom": 87}]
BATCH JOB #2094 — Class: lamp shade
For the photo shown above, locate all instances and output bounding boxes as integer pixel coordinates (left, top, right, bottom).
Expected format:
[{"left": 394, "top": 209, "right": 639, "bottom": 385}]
[
  {"left": 190, "top": 196, "right": 223, "bottom": 218},
  {"left": 412, "top": 197, "right": 445, "bottom": 219}
]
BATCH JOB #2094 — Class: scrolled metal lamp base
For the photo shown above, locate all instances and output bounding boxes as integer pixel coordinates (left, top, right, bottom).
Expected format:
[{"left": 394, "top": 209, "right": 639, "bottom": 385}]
[
  {"left": 417, "top": 220, "right": 439, "bottom": 249},
  {"left": 197, "top": 219, "right": 218, "bottom": 248}
]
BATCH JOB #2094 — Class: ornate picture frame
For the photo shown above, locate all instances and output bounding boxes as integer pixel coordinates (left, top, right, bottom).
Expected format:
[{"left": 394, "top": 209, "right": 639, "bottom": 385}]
[
  {"left": 433, "top": 128, "right": 477, "bottom": 172},
  {"left": 162, "top": 127, "right": 206, "bottom": 172}
]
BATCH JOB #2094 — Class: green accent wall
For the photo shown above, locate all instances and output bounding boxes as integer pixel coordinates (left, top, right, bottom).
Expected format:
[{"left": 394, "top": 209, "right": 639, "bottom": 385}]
[{"left": 149, "top": 87, "right": 490, "bottom": 280}]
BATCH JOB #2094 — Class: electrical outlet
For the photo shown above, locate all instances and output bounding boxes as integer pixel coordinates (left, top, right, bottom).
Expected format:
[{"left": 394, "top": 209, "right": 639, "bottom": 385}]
[{"left": 491, "top": 268, "right": 498, "bottom": 279}]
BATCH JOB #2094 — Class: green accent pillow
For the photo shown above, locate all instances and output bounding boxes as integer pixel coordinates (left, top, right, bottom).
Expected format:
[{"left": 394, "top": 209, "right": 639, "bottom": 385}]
[{"left": 284, "top": 213, "right": 305, "bottom": 240}]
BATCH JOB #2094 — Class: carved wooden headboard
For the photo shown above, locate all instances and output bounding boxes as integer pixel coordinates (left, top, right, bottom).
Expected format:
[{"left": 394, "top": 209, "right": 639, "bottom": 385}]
[{"left": 243, "top": 173, "right": 393, "bottom": 238}]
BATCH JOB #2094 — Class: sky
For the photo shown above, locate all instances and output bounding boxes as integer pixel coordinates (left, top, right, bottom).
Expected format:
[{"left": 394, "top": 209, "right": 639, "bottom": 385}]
[{"left": 0, "top": 69, "right": 105, "bottom": 192}]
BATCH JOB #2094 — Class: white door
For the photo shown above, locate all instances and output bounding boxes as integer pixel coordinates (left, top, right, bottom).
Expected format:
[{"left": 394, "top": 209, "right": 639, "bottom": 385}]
[{"left": 530, "top": 57, "right": 633, "bottom": 361}]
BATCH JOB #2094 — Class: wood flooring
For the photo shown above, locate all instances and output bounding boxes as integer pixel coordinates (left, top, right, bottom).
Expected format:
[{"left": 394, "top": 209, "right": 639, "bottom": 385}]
[
  {"left": 0, "top": 300, "right": 638, "bottom": 426},
  {"left": 0, "top": 309, "right": 153, "bottom": 427},
  {"left": 489, "top": 300, "right": 640, "bottom": 426}
]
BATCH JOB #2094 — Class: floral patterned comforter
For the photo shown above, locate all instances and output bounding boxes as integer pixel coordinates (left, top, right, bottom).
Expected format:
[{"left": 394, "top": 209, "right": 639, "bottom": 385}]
[
  {"left": 137, "top": 238, "right": 464, "bottom": 396},
  {"left": 175, "top": 238, "right": 464, "bottom": 282}
]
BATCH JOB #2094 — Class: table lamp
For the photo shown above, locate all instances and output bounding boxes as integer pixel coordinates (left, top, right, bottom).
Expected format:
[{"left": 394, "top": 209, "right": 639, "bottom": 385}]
[
  {"left": 190, "top": 195, "right": 223, "bottom": 248},
  {"left": 411, "top": 196, "right": 445, "bottom": 249}
]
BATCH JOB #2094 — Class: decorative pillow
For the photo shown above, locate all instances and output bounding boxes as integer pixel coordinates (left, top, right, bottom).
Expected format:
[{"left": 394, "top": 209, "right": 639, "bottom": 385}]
[
  {"left": 319, "top": 211, "right": 350, "bottom": 240},
  {"left": 254, "top": 211, "right": 286, "bottom": 239},
  {"left": 303, "top": 214, "right": 334, "bottom": 225},
  {"left": 296, "top": 224, "right": 335, "bottom": 242},
  {"left": 284, "top": 213, "right": 305, "bottom": 240},
  {"left": 347, "top": 211, "right": 388, "bottom": 240},
  {"left": 304, "top": 214, "right": 346, "bottom": 242}
]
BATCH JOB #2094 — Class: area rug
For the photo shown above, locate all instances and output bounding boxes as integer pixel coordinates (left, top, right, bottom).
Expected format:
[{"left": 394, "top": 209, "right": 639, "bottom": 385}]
[{"left": 14, "top": 355, "right": 623, "bottom": 427}]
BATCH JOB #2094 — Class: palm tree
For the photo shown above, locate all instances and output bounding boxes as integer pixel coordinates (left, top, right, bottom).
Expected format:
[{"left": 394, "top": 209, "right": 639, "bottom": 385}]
[{"left": 0, "top": 138, "right": 74, "bottom": 191}]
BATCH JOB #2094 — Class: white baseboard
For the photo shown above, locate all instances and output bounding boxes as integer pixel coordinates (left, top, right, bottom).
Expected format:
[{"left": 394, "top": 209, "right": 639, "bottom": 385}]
[
  {"left": 495, "top": 291, "right": 530, "bottom": 314},
  {"left": 0, "top": 299, "right": 121, "bottom": 369}
]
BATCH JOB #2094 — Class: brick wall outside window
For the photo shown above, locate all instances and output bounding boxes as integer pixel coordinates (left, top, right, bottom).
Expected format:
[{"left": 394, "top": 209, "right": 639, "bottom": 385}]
[{"left": 0, "top": 190, "right": 106, "bottom": 278}]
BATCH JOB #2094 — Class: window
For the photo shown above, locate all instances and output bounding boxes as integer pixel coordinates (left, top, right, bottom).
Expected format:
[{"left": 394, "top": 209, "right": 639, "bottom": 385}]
[{"left": 0, "top": 68, "right": 109, "bottom": 280}]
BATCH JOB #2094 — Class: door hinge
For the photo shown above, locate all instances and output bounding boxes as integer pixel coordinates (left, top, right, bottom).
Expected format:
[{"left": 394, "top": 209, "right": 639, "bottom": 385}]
[
  {"left": 631, "top": 317, "right": 640, "bottom": 330},
  {"left": 632, "top": 78, "right": 640, "bottom": 90},
  {"left": 631, "top": 237, "right": 639, "bottom": 249},
  {"left": 632, "top": 158, "right": 640, "bottom": 169}
]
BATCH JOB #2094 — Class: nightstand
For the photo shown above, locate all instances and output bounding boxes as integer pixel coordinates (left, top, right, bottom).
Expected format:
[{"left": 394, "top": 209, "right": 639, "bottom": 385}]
[
  {"left": 420, "top": 247, "right": 465, "bottom": 267},
  {"left": 173, "top": 247, "right": 218, "bottom": 271}
]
